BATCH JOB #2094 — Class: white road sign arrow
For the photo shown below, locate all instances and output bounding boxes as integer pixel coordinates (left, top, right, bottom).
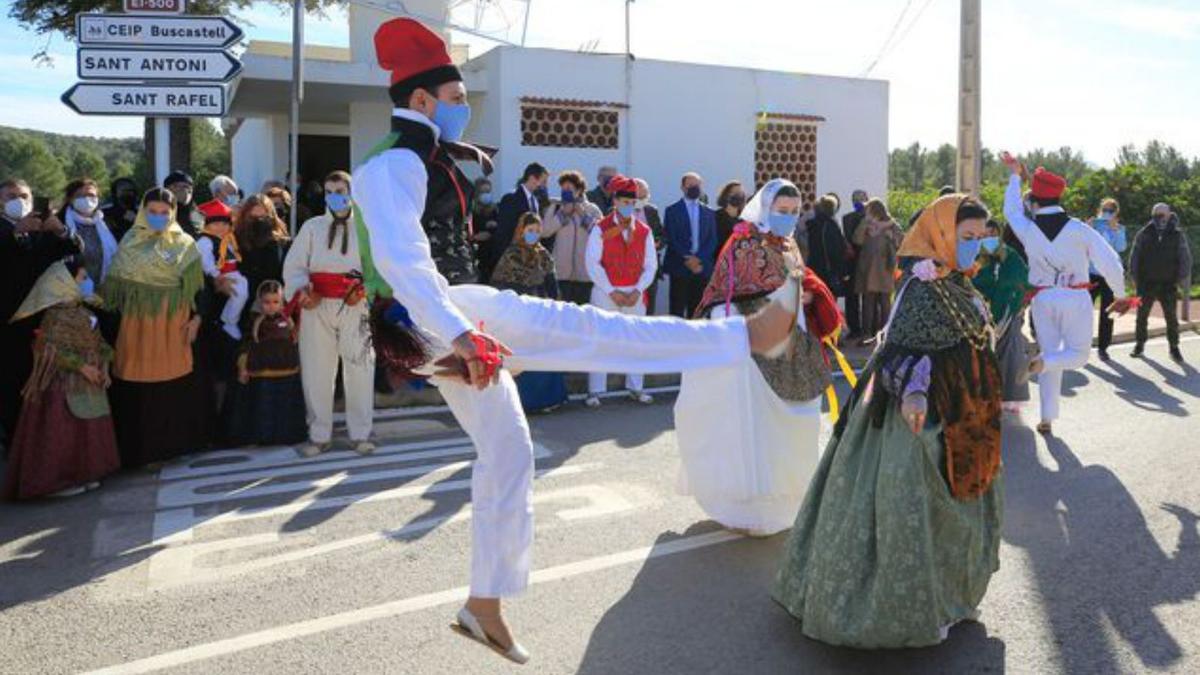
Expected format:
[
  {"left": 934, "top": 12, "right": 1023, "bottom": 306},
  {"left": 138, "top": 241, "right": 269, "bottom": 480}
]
[
  {"left": 61, "top": 82, "right": 228, "bottom": 117},
  {"left": 78, "top": 47, "right": 242, "bottom": 82},
  {"left": 76, "top": 13, "right": 244, "bottom": 49}
]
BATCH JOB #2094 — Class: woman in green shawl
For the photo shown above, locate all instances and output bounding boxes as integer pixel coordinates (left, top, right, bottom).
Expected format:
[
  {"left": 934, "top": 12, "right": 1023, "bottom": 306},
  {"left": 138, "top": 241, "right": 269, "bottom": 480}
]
[
  {"left": 104, "top": 187, "right": 209, "bottom": 468},
  {"left": 773, "top": 194, "right": 1004, "bottom": 648}
]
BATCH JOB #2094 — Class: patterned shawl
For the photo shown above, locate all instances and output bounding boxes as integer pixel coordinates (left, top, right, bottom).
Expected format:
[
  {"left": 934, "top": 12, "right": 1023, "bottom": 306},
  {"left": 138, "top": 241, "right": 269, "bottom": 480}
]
[
  {"left": 10, "top": 261, "right": 90, "bottom": 322},
  {"left": 490, "top": 241, "right": 555, "bottom": 291},
  {"left": 101, "top": 204, "right": 203, "bottom": 318},
  {"left": 897, "top": 194, "right": 968, "bottom": 273}
]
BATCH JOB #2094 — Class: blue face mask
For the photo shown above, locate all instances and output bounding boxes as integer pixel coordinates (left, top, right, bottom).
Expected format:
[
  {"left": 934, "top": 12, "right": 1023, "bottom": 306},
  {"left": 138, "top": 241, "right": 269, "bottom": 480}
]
[
  {"left": 432, "top": 100, "right": 471, "bottom": 143},
  {"left": 766, "top": 211, "right": 799, "bottom": 238},
  {"left": 853, "top": 201, "right": 865, "bottom": 213},
  {"left": 615, "top": 203, "right": 635, "bottom": 218},
  {"left": 956, "top": 238, "right": 983, "bottom": 269},
  {"left": 561, "top": 189, "right": 576, "bottom": 204},
  {"left": 523, "top": 230, "right": 540, "bottom": 245},
  {"left": 1101, "top": 210, "right": 1115, "bottom": 218},
  {"left": 979, "top": 236, "right": 1000, "bottom": 254},
  {"left": 146, "top": 213, "right": 170, "bottom": 232},
  {"left": 477, "top": 192, "right": 494, "bottom": 206},
  {"left": 325, "top": 192, "right": 351, "bottom": 214},
  {"left": 221, "top": 193, "right": 239, "bottom": 207},
  {"left": 78, "top": 277, "right": 95, "bottom": 298}
]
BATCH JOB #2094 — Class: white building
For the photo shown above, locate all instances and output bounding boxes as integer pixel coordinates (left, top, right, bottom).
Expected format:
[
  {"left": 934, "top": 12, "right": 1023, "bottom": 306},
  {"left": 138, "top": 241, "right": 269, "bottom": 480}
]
[{"left": 228, "top": 1, "right": 888, "bottom": 211}]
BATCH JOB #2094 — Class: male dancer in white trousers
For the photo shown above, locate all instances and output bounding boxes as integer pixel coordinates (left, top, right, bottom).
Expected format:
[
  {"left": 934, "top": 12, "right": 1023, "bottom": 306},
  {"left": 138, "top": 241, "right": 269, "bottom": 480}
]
[
  {"left": 355, "top": 18, "right": 799, "bottom": 665},
  {"left": 1001, "top": 152, "right": 1134, "bottom": 435},
  {"left": 283, "top": 170, "right": 376, "bottom": 458}
]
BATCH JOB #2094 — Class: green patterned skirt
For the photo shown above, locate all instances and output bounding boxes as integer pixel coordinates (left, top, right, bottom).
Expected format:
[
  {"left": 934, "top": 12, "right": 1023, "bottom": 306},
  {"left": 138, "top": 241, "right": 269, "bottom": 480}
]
[{"left": 772, "top": 395, "right": 1003, "bottom": 648}]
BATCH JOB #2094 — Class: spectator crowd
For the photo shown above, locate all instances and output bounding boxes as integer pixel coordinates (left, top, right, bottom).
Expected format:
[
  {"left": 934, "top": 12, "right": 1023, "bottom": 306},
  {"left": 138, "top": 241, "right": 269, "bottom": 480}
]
[{"left": 0, "top": 159, "right": 1190, "bottom": 500}]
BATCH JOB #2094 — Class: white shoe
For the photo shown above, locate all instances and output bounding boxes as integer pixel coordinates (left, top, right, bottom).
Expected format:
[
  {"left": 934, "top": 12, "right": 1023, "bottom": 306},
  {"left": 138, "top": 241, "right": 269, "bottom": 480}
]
[
  {"left": 48, "top": 485, "right": 88, "bottom": 498},
  {"left": 630, "top": 390, "right": 654, "bottom": 405},
  {"left": 84, "top": 481, "right": 101, "bottom": 491},
  {"left": 584, "top": 395, "right": 602, "bottom": 408},
  {"left": 352, "top": 440, "right": 376, "bottom": 456},
  {"left": 296, "top": 442, "right": 327, "bottom": 458},
  {"left": 454, "top": 606, "right": 530, "bottom": 665}
]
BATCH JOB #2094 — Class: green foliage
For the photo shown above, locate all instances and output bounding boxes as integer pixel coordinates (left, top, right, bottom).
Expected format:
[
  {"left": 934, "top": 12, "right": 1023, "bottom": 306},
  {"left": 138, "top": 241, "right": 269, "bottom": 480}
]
[
  {"left": 190, "top": 120, "right": 231, "bottom": 202},
  {"left": 886, "top": 187, "right": 938, "bottom": 230},
  {"left": 0, "top": 128, "right": 67, "bottom": 197},
  {"left": 71, "top": 147, "right": 109, "bottom": 189}
]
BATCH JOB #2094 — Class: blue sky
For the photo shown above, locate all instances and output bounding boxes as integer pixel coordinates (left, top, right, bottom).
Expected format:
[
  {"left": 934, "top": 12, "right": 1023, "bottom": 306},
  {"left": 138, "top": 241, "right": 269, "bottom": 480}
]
[{"left": 2, "top": 0, "right": 1198, "bottom": 165}]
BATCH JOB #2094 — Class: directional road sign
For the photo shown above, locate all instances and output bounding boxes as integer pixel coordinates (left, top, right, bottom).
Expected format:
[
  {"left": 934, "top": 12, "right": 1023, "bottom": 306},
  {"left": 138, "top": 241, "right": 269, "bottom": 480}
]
[
  {"left": 76, "top": 14, "right": 243, "bottom": 49},
  {"left": 77, "top": 47, "right": 241, "bottom": 82},
  {"left": 61, "top": 82, "right": 228, "bottom": 117},
  {"left": 123, "top": 0, "right": 187, "bottom": 14}
]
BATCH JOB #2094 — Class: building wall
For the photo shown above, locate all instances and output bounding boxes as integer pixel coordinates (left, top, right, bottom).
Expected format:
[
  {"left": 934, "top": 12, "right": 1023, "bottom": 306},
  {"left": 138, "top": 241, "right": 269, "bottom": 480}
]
[{"left": 476, "top": 47, "right": 888, "bottom": 211}]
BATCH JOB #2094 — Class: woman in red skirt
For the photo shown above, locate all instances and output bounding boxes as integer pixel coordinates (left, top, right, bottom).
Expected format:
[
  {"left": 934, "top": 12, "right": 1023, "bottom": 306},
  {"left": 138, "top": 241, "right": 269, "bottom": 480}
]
[{"left": 3, "top": 259, "right": 119, "bottom": 499}]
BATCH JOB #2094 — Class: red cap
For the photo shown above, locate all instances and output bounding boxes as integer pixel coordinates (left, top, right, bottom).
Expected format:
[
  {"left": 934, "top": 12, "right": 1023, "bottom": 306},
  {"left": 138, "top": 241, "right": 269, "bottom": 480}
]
[
  {"left": 198, "top": 199, "right": 232, "bottom": 224},
  {"left": 608, "top": 175, "right": 638, "bottom": 198},
  {"left": 374, "top": 18, "right": 462, "bottom": 90},
  {"left": 1030, "top": 167, "right": 1067, "bottom": 201}
]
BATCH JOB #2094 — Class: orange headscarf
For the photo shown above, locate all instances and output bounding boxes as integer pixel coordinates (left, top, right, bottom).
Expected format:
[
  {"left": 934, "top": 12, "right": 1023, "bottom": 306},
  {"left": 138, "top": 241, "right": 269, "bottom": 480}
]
[{"left": 897, "top": 194, "right": 969, "bottom": 272}]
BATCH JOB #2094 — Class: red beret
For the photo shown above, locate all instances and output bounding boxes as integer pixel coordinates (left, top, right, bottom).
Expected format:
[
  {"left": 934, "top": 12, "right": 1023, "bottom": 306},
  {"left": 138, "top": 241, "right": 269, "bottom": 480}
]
[
  {"left": 198, "top": 199, "right": 232, "bottom": 224},
  {"left": 374, "top": 18, "right": 462, "bottom": 92},
  {"left": 1031, "top": 167, "right": 1067, "bottom": 201},
  {"left": 608, "top": 174, "right": 638, "bottom": 198}
]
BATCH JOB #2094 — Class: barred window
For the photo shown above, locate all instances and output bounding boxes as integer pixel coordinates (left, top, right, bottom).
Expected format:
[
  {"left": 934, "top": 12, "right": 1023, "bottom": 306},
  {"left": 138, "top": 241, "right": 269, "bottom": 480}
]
[
  {"left": 754, "top": 113, "right": 823, "bottom": 210},
  {"left": 520, "top": 98, "right": 623, "bottom": 149}
]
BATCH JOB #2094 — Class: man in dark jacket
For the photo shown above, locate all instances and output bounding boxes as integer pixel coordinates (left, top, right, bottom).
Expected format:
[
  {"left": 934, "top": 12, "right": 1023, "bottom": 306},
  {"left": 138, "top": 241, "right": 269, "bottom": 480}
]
[
  {"left": 663, "top": 172, "right": 717, "bottom": 318},
  {"left": 101, "top": 177, "right": 140, "bottom": 241},
  {"left": 806, "top": 193, "right": 849, "bottom": 299},
  {"left": 841, "top": 188, "right": 868, "bottom": 337},
  {"left": 1130, "top": 203, "right": 1192, "bottom": 361},
  {"left": 634, "top": 178, "right": 664, "bottom": 314},
  {"left": 491, "top": 162, "right": 549, "bottom": 281},
  {"left": 586, "top": 166, "right": 617, "bottom": 215}
]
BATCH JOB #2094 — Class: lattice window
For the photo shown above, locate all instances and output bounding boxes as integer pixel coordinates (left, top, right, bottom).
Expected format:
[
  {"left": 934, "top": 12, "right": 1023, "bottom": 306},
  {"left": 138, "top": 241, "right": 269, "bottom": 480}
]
[
  {"left": 520, "top": 99, "right": 622, "bottom": 149},
  {"left": 754, "top": 114, "right": 823, "bottom": 210}
]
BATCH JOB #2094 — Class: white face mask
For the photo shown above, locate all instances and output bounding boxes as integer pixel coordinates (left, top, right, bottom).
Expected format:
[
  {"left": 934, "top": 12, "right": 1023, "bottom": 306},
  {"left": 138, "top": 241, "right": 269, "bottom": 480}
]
[
  {"left": 4, "top": 197, "right": 30, "bottom": 220},
  {"left": 73, "top": 195, "right": 99, "bottom": 215}
]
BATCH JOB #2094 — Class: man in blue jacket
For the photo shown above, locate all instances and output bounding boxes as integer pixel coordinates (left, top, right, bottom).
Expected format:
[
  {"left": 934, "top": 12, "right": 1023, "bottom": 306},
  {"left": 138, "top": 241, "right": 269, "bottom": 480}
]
[{"left": 663, "top": 172, "right": 717, "bottom": 318}]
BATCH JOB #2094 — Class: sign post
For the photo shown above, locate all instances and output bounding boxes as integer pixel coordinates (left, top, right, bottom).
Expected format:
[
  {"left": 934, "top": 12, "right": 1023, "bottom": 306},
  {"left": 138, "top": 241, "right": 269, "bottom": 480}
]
[{"left": 123, "top": 0, "right": 187, "bottom": 14}]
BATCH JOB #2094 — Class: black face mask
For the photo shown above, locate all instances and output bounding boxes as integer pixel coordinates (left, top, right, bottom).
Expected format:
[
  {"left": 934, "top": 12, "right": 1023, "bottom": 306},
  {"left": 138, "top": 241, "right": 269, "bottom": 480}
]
[
  {"left": 252, "top": 217, "right": 274, "bottom": 234},
  {"left": 118, "top": 192, "right": 137, "bottom": 208},
  {"left": 728, "top": 194, "right": 746, "bottom": 208},
  {"left": 685, "top": 185, "right": 702, "bottom": 201}
]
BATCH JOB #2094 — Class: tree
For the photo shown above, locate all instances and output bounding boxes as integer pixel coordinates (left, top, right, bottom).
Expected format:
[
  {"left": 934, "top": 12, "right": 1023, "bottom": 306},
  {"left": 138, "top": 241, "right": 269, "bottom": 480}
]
[
  {"left": 923, "top": 144, "right": 957, "bottom": 191},
  {"left": 0, "top": 129, "right": 67, "bottom": 198},
  {"left": 70, "top": 147, "right": 109, "bottom": 188},
  {"left": 189, "top": 120, "right": 230, "bottom": 202}
]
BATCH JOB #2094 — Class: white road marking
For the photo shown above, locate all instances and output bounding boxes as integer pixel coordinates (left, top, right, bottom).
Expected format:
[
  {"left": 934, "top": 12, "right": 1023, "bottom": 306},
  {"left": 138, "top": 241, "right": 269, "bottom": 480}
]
[
  {"left": 155, "top": 443, "right": 552, "bottom": 509},
  {"left": 144, "top": 484, "right": 634, "bottom": 589},
  {"left": 86, "top": 530, "right": 741, "bottom": 674},
  {"left": 160, "top": 434, "right": 472, "bottom": 481}
]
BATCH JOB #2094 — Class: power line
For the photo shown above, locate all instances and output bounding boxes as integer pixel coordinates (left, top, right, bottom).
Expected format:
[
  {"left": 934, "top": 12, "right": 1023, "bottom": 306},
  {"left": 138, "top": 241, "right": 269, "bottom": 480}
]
[
  {"left": 860, "top": 0, "right": 915, "bottom": 77},
  {"left": 862, "top": 0, "right": 939, "bottom": 77}
]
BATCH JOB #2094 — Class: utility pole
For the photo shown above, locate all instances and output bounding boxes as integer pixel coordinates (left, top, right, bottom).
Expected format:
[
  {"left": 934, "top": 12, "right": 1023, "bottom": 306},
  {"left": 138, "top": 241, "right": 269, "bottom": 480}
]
[
  {"left": 956, "top": 0, "right": 981, "bottom": 195},
  {"left": 289, "top": 0, "right": 304, "bottom": 236}
]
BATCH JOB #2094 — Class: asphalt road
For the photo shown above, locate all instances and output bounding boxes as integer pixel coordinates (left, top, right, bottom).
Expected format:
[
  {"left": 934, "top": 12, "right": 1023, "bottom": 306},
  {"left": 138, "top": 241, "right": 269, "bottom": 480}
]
[{"left": 1, "top": 334, "right": 1198, "bottom": 675}]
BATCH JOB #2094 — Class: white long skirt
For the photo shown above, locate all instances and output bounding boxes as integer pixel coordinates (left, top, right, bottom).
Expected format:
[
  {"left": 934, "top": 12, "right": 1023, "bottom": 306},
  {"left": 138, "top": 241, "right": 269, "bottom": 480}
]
[{"left": 674, "top": 304, "right": 823, "bottom": 535}]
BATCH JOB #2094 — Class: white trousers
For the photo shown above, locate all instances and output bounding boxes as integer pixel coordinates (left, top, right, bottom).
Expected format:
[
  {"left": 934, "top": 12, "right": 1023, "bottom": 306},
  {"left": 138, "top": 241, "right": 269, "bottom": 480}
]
[
  {"left": 299, "top": 299, "right": 375, "bottom": 443},
  {"left": 219, "top": 272, "right": 249, "bottom": 339},
  {"left": 586, "top": 287, "right": 647, "bottom": 394},
  {"left": 1030, "top": 288, "right": 1093, "bottom": 422},
  {"left": 430, "top": 285, "right": 751, "bottom": 597}
]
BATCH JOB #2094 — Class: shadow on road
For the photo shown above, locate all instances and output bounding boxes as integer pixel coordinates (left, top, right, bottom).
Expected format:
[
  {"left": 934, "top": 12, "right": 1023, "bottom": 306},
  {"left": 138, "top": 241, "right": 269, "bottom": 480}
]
[
  {"left": 1083, "top": 361, "right": 1188, "bottom": 416},
  {"left": 1003, "top": 426, "right": 1200, "bottom": 672},
  {"left": 575, "top": 525, "right": 1007, "bottom": 675}
]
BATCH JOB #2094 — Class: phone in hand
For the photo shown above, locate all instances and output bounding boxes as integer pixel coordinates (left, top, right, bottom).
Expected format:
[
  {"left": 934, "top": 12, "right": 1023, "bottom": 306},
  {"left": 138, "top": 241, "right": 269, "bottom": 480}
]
[{"left": 32, "top": 196, "right": 50, "bottom": 219}]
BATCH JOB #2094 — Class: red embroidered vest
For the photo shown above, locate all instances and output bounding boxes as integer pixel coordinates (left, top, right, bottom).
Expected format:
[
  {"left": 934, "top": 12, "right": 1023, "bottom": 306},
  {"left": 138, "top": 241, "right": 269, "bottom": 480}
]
[{"left": 598, "top": 214, "right": 650, "bottom": 287}]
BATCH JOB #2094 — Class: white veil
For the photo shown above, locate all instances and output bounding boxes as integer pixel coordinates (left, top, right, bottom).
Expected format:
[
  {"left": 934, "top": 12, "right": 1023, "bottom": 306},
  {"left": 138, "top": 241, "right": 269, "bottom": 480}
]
[{"left": 739, "top": 177, "right": 798, "bottom": 232}]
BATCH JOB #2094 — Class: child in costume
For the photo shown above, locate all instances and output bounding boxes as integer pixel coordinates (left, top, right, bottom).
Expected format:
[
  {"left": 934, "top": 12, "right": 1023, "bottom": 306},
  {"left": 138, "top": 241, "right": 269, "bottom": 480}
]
[
  {"left": 3, "top": 260, "right": 119, "bottom": 499},
  {"left": 196, "top": 200, "right": 249, "bottom": 340}
]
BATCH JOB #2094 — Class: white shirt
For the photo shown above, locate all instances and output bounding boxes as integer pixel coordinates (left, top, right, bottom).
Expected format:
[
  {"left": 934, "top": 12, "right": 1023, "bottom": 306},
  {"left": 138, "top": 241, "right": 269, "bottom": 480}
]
[
  {"left": 196, "top": 237, "right": 221, "bottom": 278},
  {"left": 282, "top": 212, "right": 363, "bottom": 299},
  {"left": 1003, "top": 174, "right": 1126, "bottom": 297},
  {"left": 685, "top": 198, "right": 700, "bottom": 254},
  {"left": 352, "top": 111, "right": 475, "bottom": 343},
  {"left": 585, "top": 219, "right": 659, "bottom": 295}
]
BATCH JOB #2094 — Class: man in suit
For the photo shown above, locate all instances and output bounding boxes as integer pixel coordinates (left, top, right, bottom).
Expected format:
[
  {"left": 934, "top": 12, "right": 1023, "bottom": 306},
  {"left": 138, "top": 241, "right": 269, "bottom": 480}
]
[
  {"left": 663, "top": 172, "right": 717, "bottom": 318},
  {"left": 490, "top": 162, "right": 549, "bottom": 281},
  {"left": 841, "top": 188, "right": 868, "bottom": 338},
  {"left": 633, "top": 178, "right": 664, "bottom": 314},
  {"left": 586, "top": 165, "right": 617, "bottom": 215}
]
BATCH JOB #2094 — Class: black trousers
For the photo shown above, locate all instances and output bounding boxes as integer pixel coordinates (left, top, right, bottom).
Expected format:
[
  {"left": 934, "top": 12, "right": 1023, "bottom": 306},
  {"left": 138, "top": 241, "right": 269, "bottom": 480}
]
[
  {"left": 669, "top": 274, "right": 708, "bottom": 319},
  {"left": 1135, "top": 281, "right": 1180, "bottom": 348},
  {"left": 558, "top": 280, "right": 594, "bottom": 306},
  {"left": 1089, "top": 274, "right": 1115, "bottom": 351}
]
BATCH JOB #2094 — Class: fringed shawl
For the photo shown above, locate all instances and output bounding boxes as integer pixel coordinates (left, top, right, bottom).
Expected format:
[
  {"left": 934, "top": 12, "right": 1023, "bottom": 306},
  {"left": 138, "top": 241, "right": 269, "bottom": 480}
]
[
  {"left": 843, "top": 273, "right": 1002, "bottom": 501},
  {"left": 102, "top": 206, "right": 203, "bottom": 318}
]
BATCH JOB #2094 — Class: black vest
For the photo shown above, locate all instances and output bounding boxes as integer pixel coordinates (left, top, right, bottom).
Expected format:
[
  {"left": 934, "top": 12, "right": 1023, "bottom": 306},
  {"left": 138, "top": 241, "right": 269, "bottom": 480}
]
[
  {"left": 1134, "top": 223, "right": 1183, "bottom": 284},
  {"left": 390, "top": 116, "right": 484, "bottom": 285},
  {"left": 1034, "top": 211, "right": 1071, "bottom": 242}
]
